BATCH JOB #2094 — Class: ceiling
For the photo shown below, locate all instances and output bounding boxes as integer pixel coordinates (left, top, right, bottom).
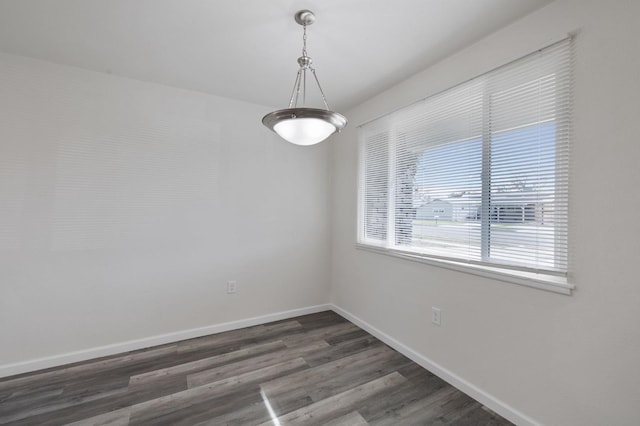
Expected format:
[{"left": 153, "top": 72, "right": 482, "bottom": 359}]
[{"left": 0, "top": 0, "right": 552, "bottom": 111}]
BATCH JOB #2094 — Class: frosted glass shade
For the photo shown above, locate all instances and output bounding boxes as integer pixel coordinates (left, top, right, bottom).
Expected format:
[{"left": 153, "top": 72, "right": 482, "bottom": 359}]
[
  {"left": 274, "top": 117, "right": 335, "bottom": 145},
  {"left": 263, "top": 107, "right": 347, "bottom": 146}
]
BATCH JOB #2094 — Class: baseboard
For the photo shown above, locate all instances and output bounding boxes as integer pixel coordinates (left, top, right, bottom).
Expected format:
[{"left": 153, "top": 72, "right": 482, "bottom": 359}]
[
  {"left": 0, "top": 304, "right": 331, "bottom": 379},
  {"left": 329, "top": 304, "right": 539, "bottom": 426}
]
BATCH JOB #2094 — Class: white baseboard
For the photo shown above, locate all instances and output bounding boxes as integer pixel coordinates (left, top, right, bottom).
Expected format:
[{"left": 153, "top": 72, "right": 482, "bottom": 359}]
[
  {"left": 329, "top": 304, "right": 539, "bottom": 426},
  {"left": 0, "top": 304, "right": 331, "bottom": 379}
]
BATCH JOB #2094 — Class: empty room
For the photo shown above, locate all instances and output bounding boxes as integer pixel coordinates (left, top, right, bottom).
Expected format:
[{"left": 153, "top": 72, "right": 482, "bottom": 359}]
[{"left": 1, "top": 1, "right": 639, "bottom": 425}]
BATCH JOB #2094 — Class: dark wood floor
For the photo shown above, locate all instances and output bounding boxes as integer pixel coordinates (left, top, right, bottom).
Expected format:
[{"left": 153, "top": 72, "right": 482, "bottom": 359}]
[{"left": 0, "top": 311, "right": 512, "bottom": 425}]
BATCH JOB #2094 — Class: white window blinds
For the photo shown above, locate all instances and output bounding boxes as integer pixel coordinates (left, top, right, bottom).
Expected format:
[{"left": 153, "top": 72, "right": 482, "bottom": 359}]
[{"left": 358, "top": 39, "right": 572, "bottom": 279}]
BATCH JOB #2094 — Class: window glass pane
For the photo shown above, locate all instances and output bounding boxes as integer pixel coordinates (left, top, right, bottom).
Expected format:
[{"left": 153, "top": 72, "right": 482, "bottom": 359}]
[
  {"left": 489, "top": 122, "right": 558, "bottom": 270},
  {"left": 363, "top": 131, "right": 389, "bottom": 242},
  {"left": 411, "top": 137, "right": 482, "bottom": 260}
]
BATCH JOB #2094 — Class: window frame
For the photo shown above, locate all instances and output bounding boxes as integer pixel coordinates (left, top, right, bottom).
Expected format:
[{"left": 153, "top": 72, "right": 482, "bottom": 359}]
[{"left": 356, "top": 39, "right": 573, "bottom": 295}]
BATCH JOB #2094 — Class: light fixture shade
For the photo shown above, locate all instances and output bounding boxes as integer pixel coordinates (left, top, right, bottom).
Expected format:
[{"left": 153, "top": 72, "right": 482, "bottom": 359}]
[{"left": 262, "top": 108, "right": 347, "bottom": 146}]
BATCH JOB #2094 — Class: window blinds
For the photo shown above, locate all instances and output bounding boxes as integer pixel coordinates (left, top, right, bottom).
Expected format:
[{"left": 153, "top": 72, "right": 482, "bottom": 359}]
[{"left": 358, "top": 38, "right": 572, "bottom": 276}]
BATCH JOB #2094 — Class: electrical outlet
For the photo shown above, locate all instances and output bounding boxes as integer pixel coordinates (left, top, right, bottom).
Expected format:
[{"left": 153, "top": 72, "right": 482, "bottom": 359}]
[
  {"left": 227, "top": 280, "right": 237, "bottom": 294},
  {"left": 432, "top": 307, "right": 441, "bottom": 326}
]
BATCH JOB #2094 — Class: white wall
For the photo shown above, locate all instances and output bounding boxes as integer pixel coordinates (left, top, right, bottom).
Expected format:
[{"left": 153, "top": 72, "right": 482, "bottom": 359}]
[
  {"left": 330, "top": 1, "right": 640, "bottom": 425},
  {"left": 0, "top": 53, "right": 330, "bottom": 367}
]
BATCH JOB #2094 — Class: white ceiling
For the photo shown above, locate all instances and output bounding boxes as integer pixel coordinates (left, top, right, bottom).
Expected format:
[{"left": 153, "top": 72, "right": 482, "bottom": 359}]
[{"left": 0, "top": 0, "right": 552, "bottom": 111}]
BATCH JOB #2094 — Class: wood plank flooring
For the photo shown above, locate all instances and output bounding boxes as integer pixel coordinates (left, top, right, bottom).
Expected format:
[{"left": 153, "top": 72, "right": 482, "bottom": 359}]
[{"left": 0, "top": 311, "right": 513, "bottom": 425}]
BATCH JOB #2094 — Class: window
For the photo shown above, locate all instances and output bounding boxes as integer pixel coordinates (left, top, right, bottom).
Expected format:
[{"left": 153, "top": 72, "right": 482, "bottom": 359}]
[{"left": 358, "top": 39, "right": 572, "bottom": 293}]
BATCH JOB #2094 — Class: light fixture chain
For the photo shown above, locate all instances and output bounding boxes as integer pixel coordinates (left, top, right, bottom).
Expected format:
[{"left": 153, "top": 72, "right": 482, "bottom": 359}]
[{"left": 302, "top": 24, "right": 307, "bottom": 56}]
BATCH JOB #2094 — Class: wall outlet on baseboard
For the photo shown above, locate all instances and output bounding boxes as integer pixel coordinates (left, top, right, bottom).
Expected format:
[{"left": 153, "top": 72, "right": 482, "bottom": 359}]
[
  {"left": 432, "top": 307, "right": 441, "bottom": 326},
  {"left": 227, "top": 280, "right": 237, "bottom": 294}
]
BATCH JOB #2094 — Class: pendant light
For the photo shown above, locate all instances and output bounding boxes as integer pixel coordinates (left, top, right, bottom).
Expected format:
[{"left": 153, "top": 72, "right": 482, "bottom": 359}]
[{"left": 262, "top": 10, "right": 347, "bottom": 146}]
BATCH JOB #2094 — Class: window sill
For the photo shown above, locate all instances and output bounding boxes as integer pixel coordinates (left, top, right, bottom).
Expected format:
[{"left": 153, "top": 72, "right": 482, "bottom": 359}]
[{"left": 355, "top": 243, "right": 574, "bottom": 295}]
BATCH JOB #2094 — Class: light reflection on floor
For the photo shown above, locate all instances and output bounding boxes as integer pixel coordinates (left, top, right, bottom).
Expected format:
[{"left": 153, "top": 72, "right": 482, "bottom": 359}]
[{"left": 260, "top": 388, "right": 282, "bottom": 426}]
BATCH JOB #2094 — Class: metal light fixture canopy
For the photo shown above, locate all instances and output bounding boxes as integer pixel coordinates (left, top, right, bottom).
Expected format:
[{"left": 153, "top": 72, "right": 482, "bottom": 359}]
[{"left": 262, "top": 10, "right": 347, "bottom": 146}]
